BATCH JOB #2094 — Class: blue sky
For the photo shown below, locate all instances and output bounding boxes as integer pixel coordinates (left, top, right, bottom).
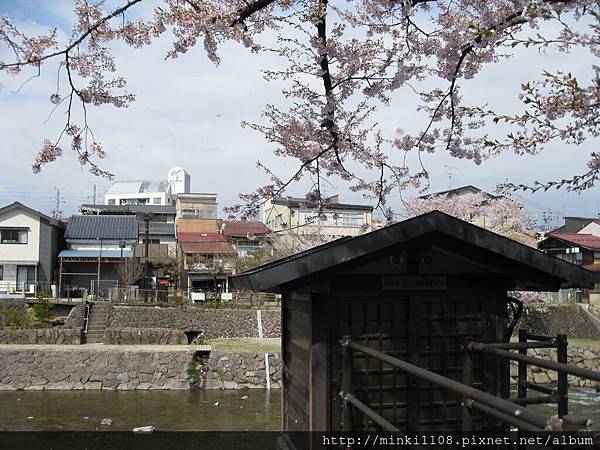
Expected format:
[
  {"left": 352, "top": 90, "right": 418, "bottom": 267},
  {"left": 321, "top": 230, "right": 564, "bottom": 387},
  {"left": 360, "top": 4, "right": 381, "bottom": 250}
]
[{"left": 0, "top": 0, "right": 598, "bottom": 226}]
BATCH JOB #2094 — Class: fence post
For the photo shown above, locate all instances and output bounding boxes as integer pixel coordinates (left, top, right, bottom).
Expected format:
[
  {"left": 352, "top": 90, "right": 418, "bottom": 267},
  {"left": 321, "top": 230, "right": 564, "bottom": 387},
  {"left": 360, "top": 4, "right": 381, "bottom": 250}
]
[
  {"left": 556, "top": 334, "right": 568, "bottom": 418},
  {"left": 462, "top": 339, "right": 473, "bottom": 432},
  {"left": 342, "top": 337, "right": 353, "bottom": 432},
  {"left": 517, "top": 329, "right": 528, "bottom": 402}
]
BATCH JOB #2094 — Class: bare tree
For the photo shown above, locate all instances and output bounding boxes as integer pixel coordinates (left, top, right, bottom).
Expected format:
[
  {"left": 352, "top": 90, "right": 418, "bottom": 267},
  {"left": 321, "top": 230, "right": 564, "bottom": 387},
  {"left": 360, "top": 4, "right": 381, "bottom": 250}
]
[{"left": 116, "top": 257, "right": 144, "bottom": 286}]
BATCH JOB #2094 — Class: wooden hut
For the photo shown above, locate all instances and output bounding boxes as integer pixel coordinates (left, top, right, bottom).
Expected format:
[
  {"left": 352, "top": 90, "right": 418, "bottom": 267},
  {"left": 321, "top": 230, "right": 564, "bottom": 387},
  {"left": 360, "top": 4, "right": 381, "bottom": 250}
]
[{"left": 230, "top": 211, "right": 594, "bottom": 448}]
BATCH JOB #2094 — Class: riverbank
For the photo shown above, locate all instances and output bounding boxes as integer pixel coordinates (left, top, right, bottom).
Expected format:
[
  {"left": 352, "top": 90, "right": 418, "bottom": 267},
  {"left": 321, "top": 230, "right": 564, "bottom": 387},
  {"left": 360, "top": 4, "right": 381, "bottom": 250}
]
[{"left": 0, "top": 341, "right": 281, "bottom": 391}]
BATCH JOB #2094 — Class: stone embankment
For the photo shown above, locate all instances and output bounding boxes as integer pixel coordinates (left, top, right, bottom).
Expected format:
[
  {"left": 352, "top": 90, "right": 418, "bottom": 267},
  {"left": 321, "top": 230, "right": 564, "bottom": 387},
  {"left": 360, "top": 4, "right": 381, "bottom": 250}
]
[
  {"left": 0, "top": 328, "right": 81, "bottom": 345},
  {"left": 516, "top": 304, "right": 600, "bottom": 340},
  {"left": 0, "top": 345, "right": 281, "bottom": 391},
  {"left": 0, "top": 305, "right": 281, "bottom": 345},
  {"left": 106, "top": 306, "right": 280, "bottom": 343},
  {"left": 509, "top": 345, "right": 600, "bottom": 388}
]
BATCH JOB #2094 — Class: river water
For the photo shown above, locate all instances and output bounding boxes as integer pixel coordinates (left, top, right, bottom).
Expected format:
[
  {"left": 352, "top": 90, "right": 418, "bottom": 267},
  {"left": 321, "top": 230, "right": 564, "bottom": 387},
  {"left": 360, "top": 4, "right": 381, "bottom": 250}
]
[
  {"left": 0, "top": 390, "right": 281, "bottom": 431},
  {"left": 0, "top": 388, "right": 598, "bottom": 431}
]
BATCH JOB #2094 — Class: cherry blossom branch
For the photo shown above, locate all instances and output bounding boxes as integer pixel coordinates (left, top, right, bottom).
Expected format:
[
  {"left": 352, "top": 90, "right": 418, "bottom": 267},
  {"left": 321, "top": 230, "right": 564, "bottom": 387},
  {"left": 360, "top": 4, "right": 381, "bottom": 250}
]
[{"left": 0, "top": 0, "right": 144, "bottom": 70}]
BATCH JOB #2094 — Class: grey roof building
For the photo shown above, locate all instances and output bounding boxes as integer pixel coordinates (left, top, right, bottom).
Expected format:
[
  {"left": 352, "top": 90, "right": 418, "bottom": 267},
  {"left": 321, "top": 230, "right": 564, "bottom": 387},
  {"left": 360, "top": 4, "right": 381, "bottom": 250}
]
[
  {"left": 58, "top": 215, "right": 139, "bottom": 299},
  {"left": 65, "top": 215, "right": 138, "bottom": 240}
]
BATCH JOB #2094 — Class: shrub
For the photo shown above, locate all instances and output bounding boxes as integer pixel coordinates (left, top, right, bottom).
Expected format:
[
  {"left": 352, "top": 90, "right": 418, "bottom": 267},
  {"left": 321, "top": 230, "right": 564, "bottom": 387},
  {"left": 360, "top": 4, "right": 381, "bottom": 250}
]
[
  {"left": 32, "top": 294, "right": 54, "bottom": 323},
  {"left": 1, "top": 307, "right": 27, "bottom": 329}
]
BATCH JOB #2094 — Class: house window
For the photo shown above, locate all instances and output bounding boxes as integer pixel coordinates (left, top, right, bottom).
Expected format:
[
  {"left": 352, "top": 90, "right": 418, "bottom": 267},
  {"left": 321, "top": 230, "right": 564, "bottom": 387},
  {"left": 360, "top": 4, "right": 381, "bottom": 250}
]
[
  {"left": 0, "top": 229, "right": 28, "bottom": 244},
  {"left": 107, "top": 199, "right": 116, "bottom": 205},
  {"left": 0, "top": 266, "right": 3, "bottom": 280},
  {"left": 154, "top": 197, "right": 162, "bottom": 204}
]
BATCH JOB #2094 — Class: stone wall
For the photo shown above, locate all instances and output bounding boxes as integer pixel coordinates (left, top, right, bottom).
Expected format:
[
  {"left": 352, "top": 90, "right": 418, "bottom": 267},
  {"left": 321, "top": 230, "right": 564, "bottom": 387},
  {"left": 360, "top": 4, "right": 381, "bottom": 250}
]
[
  {"left": 104, "top": 328, "right": 187, "bottom": 345},
  {"left": 0, "top": 346, "right": 282, "bottom": 391},
  {"left": 108, "top": 306, "right": 280, "bottom": 339},
  {"left": 509, "top": 345, "right": 600, "bottom": 388},
  {"left": 0, "top": 328, "right": 82, "bottom": 345},
  {"left": 516, "top": 304, "right": 600, "bottom": 339},
  {"left": 64, "top": 304, "right": 86, "bottom": 329},
  {"left": 198, "top": 352, "right": 281, "bottom": 390},
  {"left": 261, "top": 310, "right": 281, "bottom": 339}
]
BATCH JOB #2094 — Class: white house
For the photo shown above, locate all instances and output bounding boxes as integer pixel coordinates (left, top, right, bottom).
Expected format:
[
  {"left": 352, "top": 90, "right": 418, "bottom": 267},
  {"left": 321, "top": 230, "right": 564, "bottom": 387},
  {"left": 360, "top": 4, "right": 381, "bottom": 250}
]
[
  {"left": 0, "top": 202, "right": 65, "bottom": 297},
  {"left": 104, "top": 167, "right": 191, "bottom": 206},
  {"left": 263, "top": 195, "right": 373, "bottom": 239}
]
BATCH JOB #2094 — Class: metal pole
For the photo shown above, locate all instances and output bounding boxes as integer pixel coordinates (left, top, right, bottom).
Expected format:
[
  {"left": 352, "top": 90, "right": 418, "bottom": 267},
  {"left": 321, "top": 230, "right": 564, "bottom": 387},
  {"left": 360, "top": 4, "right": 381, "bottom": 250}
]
[
  {"left": 343, "top": 394, "right": 399, "bottom": 432},
  {"left": 556, "top": 334, "right": 568, "bottom": 418},
  {"left": 144, "top": 214, "right": 150, "bottom": 303},
  {"left": 471, "top": 343, "right": 600, "bottom": 382},
  {"left": 58, "top": 259, "right": 63, "bottom": 301},
  {"left": 341, "top": 336, "right": 353, "bottom": 432},
  {"left": 345, "top": 339, "right": 557, "bottom": 430},
  {"left": 518, "top": 329, "right": 528, "bottom": 403},
  {"left": 96, "top": 237, "right": 102, "bottom": 301},
  {"left": 462, "top": 339, "right": 473, "bottom": 432}
]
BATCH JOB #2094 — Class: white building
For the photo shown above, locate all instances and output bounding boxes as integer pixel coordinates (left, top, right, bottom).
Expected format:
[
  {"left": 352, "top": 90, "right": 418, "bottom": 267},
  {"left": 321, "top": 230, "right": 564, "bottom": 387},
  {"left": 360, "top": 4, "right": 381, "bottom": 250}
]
[
  {"left": 0, "top": 202, "right": 64, "bottom": 297},
  {"left": 105, "top": 167, "right": 190, "bottom": 206},
  {"left": 263, "top": 195, "right": 373, "bottom": 239}
]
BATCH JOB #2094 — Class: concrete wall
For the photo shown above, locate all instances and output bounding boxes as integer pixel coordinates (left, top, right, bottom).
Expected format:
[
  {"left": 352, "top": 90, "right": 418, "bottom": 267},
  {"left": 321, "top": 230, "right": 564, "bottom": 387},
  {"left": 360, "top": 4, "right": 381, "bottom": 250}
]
[{"left": 0, "top": 346, "right": 281, "bottom": 391}]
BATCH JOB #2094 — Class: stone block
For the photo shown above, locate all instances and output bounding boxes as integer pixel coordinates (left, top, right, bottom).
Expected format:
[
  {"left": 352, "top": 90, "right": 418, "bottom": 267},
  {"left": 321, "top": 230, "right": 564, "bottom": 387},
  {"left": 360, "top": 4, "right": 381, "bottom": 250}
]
[{"left": 222, "top": 381, "right": 239, "bottom": 390}]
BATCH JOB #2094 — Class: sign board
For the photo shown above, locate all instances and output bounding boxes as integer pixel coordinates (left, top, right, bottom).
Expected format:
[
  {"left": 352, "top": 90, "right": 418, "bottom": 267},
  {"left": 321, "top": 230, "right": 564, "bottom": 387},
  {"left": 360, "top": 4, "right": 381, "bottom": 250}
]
[
  {"left": 221, "top": 292, "right": 233, "bottom": 301},
  {"left": 382, "top": 275, "right": 446, "bottom": 291},
  {"left": 191, "top": 292, "right": 206, "bottom": 302}
]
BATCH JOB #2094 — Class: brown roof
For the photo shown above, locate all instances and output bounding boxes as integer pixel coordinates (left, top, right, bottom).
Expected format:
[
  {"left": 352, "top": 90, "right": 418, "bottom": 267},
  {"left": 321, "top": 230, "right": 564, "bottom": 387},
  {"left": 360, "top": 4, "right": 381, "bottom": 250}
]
[
  {"left": 180, "top": 242, "right": 237, "bottom": 255},
  {"left": 218, "top": 220, "right": 270, "bottom": 237},
  {"left": 177, "top": 232, "right": 225, "bottom": 243},
  {"left": 177, "top": 219, "right": 219, "bottom": 234},
  {"left": 546, "top": 232, "right": 600, "bottom": 250},
  {"left": 582, "top": 263, "right": 600, "bottom": 272}
]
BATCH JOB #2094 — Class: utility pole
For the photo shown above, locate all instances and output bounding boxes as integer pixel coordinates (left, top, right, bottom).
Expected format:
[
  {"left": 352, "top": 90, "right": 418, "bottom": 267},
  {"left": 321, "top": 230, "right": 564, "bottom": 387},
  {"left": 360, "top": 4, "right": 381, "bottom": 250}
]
[
  {"left": 51, "top": 188, "right": 64, "bottom": 219},
  {"left": 443, "top": 165, "right": 457, "bottom": 189},
  {"left": 143, "top": 213, "right": 152, "bottom": 303},
  {"left": 93, "top": 184, "right": 97, "bottom": 206}
]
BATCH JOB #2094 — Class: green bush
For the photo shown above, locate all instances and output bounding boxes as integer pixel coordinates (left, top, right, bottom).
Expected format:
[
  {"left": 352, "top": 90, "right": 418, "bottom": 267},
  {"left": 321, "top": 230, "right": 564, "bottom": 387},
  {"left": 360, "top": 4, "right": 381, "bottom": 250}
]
[
  {"left": 187, "top": 358, "right": 201, "bottom": 382},
  {"left": 1, "top": 307, "right": 27, "bottom": 329},
  {"left": 32, "top": 294, "right": 54, "bottom": 323}
]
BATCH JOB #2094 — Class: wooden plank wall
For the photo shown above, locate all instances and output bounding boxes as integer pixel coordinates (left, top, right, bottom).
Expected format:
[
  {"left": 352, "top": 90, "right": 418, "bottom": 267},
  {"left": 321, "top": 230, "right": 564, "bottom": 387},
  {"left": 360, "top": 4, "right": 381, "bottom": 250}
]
[{"left": 282, "top": 291, "right": 311, "bottom": 449}]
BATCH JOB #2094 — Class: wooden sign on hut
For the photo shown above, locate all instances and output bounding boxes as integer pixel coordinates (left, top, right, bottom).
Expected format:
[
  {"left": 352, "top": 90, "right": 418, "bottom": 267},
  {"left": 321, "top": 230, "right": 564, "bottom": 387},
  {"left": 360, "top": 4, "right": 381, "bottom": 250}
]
[{"left": 231, "top": 211, "right": 596, "bottom": 449}]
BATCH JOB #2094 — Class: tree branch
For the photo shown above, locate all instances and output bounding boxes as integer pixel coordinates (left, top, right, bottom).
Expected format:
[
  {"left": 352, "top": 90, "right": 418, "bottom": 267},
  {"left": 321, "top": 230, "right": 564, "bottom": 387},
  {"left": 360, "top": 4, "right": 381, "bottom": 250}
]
[{"left": 0, "top": 0, "right": 144, "bottom": 69}]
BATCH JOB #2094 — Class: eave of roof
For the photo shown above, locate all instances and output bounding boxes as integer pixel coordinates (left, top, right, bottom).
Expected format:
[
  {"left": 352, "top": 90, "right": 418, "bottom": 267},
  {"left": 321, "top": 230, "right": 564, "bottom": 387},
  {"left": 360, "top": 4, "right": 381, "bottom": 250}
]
[
  {"left": 180, "top": 242, "right": 237, "bottom": 255},
  {"left": 0, "top": 202, "right": 64, "bottom": 228},
  {"left": 542, "top": 232, "right": 600, "bottom": 250},
  {"left": 270, "top": 196, "right": 373, "bottom": 211},
  {"left": 231, "top": 211, "right": 595, "bottom": 293}
]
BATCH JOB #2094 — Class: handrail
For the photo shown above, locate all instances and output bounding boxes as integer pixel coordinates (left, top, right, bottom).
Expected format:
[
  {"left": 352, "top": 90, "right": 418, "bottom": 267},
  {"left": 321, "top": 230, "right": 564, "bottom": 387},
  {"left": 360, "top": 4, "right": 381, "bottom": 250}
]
[
  {"left": 470, "top": 342, "right": 600, "bottom": 382},
  {"left": 342, "top": 338, "right": 558, "bottom": 431},
  {"left": 83, "top": 303, "right": 91, "bottom": 335},
  {"left": 342, "top": 393, "right": 401, "bottom": 432}
]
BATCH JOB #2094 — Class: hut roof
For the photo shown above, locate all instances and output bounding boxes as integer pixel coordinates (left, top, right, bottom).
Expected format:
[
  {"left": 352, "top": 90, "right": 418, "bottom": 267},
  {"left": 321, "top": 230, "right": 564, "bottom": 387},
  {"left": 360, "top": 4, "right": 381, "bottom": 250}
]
[{"left": 231, "top": 210, "right": 595, "bottom": 293}]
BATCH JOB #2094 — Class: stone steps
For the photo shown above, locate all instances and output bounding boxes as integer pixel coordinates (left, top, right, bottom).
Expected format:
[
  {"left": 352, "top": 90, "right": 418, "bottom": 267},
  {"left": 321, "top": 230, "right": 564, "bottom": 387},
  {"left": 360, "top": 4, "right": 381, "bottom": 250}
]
[{"left": 84, "top": 304, "right": 109, "bottom": 344}]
